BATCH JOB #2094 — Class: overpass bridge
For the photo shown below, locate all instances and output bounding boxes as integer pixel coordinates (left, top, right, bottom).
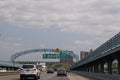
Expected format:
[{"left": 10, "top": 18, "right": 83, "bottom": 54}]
[
  {"left": 0, "top": 60, "right": 22, "bottom": 71},
  {"left": 71, "top": 32, "right": 120, "bottom": 76}
]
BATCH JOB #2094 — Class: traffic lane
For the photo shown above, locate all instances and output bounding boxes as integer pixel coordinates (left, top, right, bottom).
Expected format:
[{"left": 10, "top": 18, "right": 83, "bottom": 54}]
[
  {"left": 52, "top": 72, "right": 96, "bottom": 80},
  {"left": 0, "top": 72, "right": 69, "bottom": 80},
  {"left": 0, "top": 72, "right": 94, "bottom": 80},
  {"left": 48, "top": 76, "right": 69, "bottom": 80},
  {"left": 40, "top": 72, "right": 57, "bottom": 80},
  {"left": 43, "top": 72, "right": 69, "bottom": 80}
]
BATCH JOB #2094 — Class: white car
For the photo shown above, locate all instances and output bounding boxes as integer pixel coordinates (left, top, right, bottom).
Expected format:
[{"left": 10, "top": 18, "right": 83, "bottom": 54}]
[
  {"left": 20, "top": 64, "right": 41, "bottom": 80},
  {"left": 0, "top": 67, "right": 6, "bottom": 72}
]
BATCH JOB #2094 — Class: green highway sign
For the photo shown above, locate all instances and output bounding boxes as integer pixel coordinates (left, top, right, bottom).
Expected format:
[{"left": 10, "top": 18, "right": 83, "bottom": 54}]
[
  {"left": 59, "top": 53, "right": 68, "bottom": 58},
  {"left": 43, "top": 53, "right": 68, "bottom": 59}
]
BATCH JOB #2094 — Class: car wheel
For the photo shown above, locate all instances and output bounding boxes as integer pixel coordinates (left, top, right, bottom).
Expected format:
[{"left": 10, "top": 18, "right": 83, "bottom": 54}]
[
  {"left": 38, "top": 75, "right": 40, "bottom": 79},
  {"left": 35, "top": 76, "right": 38, "bottom": 80},
  {"left": 20, "top": 77, "right": 23, "bottom": 80},
  {"left": 37, "top": 73, "right": 40, "bottom": 79}
]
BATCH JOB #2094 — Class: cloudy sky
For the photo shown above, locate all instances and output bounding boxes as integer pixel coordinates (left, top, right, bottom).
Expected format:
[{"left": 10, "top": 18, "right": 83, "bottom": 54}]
[{"left": 0, "top": 0, "right": 120, "bottom": 61}]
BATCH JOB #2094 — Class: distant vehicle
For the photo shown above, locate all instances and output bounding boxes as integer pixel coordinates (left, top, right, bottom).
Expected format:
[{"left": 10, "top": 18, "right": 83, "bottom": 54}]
[
  {"left": 57, "top": 68, "right": 67, "bottom": 76},
  {"left": 0, "top": 67, "right": 6, "bottom": 72},
  {"left": 20, "top": 64, "right": 41, "bottom": 80},
  {"left": 47, "top": 68, "right": 54, "bottom": 73}
]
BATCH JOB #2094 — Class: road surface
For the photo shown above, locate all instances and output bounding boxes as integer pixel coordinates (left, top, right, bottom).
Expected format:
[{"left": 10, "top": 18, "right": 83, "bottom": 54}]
[{"left": 0, "top": 72, "right": 95, "bottom": 80}]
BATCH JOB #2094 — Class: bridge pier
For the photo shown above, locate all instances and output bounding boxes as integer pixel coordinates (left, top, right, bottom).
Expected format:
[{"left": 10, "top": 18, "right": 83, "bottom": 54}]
[
  {"left": 94, "top": 63, "right": 98, "bottom": 73},
  {"left": 86, "top": 65, "right": 89, "bottom": 72},
  {"left": 96, "top": 63, "right": 99, "bottom": 73},
  {"left": 118, "top": 58, "right": 120, "bottom": 75},
  {"left": 100, "top": 62, "right": 104, "bottom": 73},
  {"left": 93, "top": 64, "right": 95, "bottom": 72},
  {"left": 107, "top": 59, "right": 112, "bottom": 74},
  {"left": 90, "top": 64, "right": 94, "bottom": 72},
  {"left": 88, "top": 65, "right": 91, "bottom": 72}
]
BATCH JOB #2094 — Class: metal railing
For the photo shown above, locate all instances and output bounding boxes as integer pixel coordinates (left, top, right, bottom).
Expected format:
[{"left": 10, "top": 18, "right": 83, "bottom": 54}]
[{"left": 71, "top": 32, "right": 120, "bottom": 68}]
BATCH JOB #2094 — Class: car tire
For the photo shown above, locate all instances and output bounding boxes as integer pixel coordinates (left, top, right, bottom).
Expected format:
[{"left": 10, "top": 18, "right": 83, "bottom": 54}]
[
  {"left": 35, "top": 76, "right": 38, "bottom": 80},
  {"left": 37, "top": 73, "right": 40, "bottom": 79},
  {"left": 38, "top": 75, "right": 40, "bottom": 79},
  {"left": 20, "top": 77, "right": 23, "bottom": 80}
]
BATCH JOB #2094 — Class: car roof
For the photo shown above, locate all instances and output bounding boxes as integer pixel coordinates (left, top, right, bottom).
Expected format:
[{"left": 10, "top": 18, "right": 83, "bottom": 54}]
[{"left": 23, "top": 64, "right": 35, "bottom": 65}]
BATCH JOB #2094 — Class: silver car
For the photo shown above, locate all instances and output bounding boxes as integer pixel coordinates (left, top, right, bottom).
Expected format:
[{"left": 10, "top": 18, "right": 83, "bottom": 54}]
[{"left": 20, "top": 64, "right": 41, "bottom": 80}]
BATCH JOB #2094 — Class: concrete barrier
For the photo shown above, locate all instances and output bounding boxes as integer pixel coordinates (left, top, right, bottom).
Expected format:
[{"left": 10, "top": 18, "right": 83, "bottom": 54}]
[{"left": 72, "top": 71, "right": 120, "bottom": 80}]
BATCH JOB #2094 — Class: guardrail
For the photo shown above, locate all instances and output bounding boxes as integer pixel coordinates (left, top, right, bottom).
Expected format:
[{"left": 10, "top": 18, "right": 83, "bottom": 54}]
[{"left": 72, "top": 71, "right": 120, "bottom": 80}]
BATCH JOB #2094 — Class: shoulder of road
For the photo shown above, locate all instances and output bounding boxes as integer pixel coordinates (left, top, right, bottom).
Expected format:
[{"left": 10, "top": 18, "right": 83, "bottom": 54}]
[
  {"left": 0, "top": 72, "right": 19, "bottom": 78},
  {"left": 68, "top": 73, "right": 96, "bottom": 80}
]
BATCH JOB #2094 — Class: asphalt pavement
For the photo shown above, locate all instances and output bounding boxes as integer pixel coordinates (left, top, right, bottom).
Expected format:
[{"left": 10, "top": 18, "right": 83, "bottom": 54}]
[{"left": 0, "top": 72, "right": 95, "bottom": 80}]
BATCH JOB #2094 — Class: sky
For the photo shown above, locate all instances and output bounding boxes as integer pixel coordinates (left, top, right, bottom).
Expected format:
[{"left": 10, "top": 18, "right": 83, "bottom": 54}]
[{"left": 0, "top": 0, "right": 120, "bottom": 61}]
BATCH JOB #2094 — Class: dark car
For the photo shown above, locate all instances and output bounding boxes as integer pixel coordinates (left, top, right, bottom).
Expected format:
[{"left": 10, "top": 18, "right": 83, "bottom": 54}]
[
  {"left": 57, "top": 68, "right": 67, "bottom": 76},
  {"left": 47, "top": 68, "right": 54, "bottom": 73}
]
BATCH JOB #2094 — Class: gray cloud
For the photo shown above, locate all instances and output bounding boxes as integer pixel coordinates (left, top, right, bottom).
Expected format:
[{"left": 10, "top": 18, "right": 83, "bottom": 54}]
[{"left": 0, "top": 0, "right": 120, "bottom": 33}]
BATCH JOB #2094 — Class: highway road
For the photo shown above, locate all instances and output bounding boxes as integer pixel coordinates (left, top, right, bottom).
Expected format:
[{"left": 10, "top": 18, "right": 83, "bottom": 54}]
[{"left": 0, "top": 72, "right": 93, "bottom": 80}]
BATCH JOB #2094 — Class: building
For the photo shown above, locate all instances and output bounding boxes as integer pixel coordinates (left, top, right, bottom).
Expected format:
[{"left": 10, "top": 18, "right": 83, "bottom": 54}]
[
  {"left": 60, "top": 55, "right": 73, "bottom": 65},
  {"left": 80, "top": 51, "right": 89, "bottom": 60}
]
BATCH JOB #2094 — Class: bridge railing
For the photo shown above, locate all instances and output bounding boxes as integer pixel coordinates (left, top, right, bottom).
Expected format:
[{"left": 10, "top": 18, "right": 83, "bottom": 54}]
[
  {"left": 0, "top": 60, "right": 21, "bottom": 68},
  {"left": 74, "top": 32, "right": 120, "bottom": 67}
]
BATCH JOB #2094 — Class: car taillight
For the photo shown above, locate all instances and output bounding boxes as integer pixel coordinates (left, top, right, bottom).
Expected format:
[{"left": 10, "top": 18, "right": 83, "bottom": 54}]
[
  {"left": 65, "top": 71, "right": 67, "bottom": 73},
  {"left": 32, "top": 68, "right": 36, "bottom": 71}
]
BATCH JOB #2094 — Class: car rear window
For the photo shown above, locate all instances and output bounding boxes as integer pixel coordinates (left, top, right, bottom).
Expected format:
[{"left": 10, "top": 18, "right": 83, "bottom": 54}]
[
  {"left": 59, "top": 69, "right": 64, "bottom": 71},
  {"left": 22, "top": 65, "right": 34, "bottom": 69},
  {"left": 58, "top": 68, "right": 65, "bottom": 70}
]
